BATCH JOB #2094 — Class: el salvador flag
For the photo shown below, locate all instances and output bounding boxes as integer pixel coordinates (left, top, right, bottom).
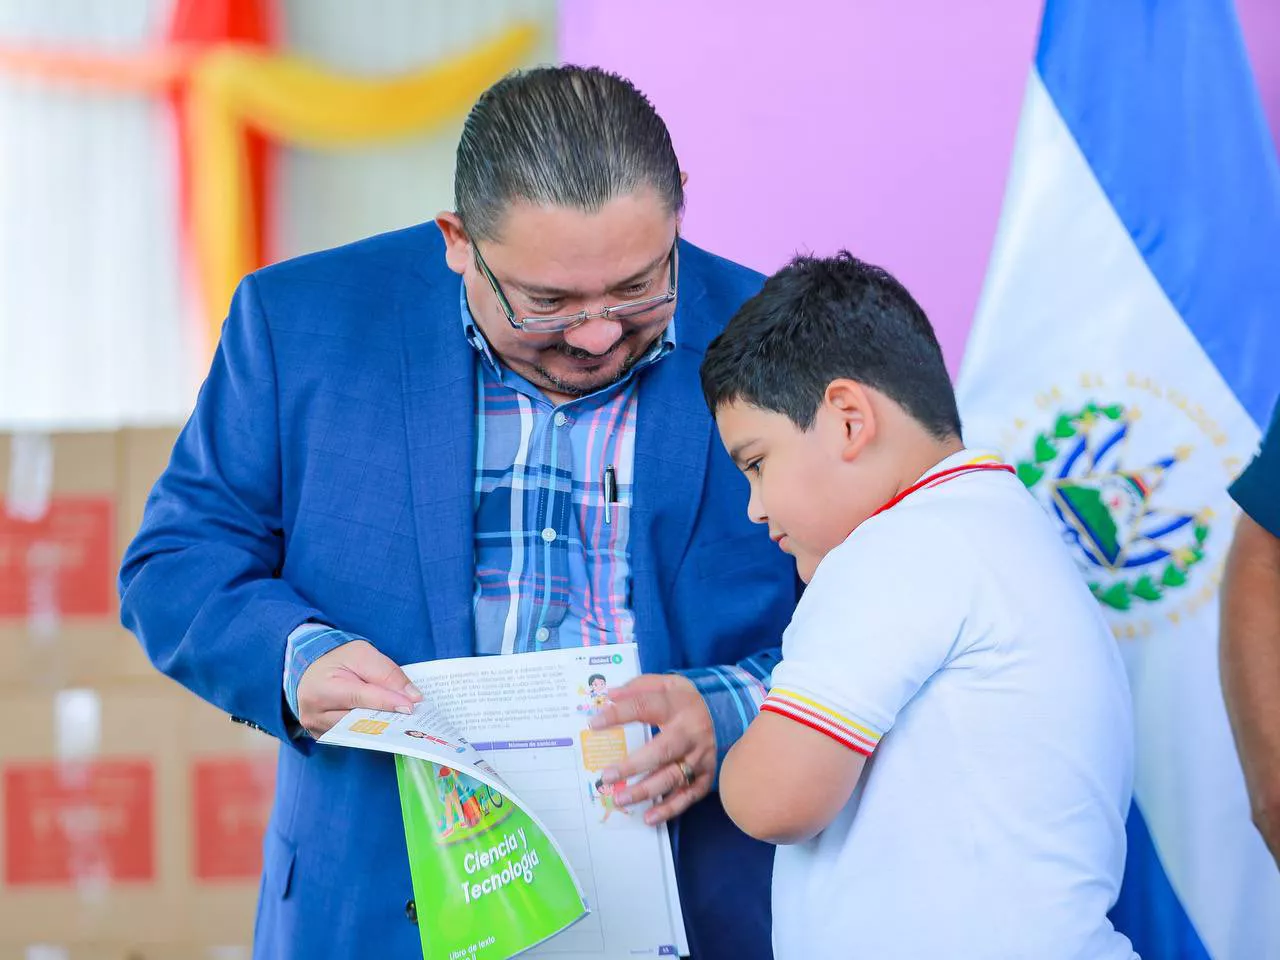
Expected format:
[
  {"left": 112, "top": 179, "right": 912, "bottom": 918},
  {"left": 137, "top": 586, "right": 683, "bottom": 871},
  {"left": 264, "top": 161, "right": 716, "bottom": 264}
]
[{"left": 956, "top": 1, "right": 1280, "bottom": 957}]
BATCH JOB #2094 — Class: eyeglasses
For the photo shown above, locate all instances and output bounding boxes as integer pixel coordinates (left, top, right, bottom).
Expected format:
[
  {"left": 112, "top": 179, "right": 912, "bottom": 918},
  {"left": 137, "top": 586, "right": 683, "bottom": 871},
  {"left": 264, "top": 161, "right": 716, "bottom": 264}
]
[{"left": 473, "top": 238, "right": 678, "bottom": 334}]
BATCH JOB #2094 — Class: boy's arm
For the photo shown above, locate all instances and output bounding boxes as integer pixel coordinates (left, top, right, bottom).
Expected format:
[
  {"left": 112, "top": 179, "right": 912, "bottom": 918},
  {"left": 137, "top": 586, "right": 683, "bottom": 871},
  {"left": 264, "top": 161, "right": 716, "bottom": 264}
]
[
  {"left": 714, "top": 520, "right": 964, "bottom": 843},
  {"left": 720, "top": 711, "right": 865, "bottom": 844}
]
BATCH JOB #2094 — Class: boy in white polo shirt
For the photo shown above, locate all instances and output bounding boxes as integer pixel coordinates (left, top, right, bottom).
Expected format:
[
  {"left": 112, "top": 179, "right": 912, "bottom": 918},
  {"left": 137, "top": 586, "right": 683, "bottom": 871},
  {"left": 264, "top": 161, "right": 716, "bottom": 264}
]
[{"left": 701, "top": 252, "right": 1137, "bottom": 960}]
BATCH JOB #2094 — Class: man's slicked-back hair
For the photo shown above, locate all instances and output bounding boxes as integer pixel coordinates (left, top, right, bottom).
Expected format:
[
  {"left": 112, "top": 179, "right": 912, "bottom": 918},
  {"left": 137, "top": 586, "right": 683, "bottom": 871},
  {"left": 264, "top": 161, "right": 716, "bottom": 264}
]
[
  {"left": 701, "top": 252, "right": 962, "bottom": 440},
  {"left": 455, "top": 65, "right": 684, "bottom": 240}
]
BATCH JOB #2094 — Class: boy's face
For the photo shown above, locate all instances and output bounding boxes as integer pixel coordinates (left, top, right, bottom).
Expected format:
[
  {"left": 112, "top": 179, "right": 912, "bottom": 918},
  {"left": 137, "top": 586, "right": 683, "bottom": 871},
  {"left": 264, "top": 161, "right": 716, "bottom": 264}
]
[{"left": 716, "top": 398, "right": 871, "bottom": 583}]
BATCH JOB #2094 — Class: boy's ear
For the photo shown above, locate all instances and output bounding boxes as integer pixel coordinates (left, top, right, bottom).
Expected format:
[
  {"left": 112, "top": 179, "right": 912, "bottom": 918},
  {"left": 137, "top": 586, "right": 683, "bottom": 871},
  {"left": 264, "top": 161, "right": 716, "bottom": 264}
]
[{"left": 823, "top": 379, "right": 876, "bottom": 462}]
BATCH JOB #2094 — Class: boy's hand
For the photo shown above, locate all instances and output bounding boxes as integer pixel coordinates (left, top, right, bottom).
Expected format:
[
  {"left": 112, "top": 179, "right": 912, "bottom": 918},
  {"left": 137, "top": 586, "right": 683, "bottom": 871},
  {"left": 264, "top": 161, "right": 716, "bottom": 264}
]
[{"left": 588, "top": 674, "right": 715, "bottom": 824}]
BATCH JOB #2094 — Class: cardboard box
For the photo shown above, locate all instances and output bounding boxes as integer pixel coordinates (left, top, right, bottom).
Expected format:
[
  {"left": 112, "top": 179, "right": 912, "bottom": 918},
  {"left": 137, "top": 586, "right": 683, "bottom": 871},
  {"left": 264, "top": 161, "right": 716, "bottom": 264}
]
[
  {"left": 0, "top": 683, "right": 275, "bottom": 951},
  {"left": 4, "top": 759, "right": 155, "bottom": 885},
  {"left": 0, "top": 429, "right": 180, "bottom": 688},
  {"left": 182, "top": 697, "right": 276, "bottom": 947},
  {"left": 0, "top": 682, "right": 187, "bottom": 945},
  {"left": 0, "top": 427, "right": 276, "bottom": 953}
]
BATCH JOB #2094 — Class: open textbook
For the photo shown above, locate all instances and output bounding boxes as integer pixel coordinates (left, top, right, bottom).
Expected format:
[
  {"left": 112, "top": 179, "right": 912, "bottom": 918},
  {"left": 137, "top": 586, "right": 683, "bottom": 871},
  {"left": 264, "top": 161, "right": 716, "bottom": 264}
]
[{"left": 320, "top": 643, "right": 688, "bottom": 960}]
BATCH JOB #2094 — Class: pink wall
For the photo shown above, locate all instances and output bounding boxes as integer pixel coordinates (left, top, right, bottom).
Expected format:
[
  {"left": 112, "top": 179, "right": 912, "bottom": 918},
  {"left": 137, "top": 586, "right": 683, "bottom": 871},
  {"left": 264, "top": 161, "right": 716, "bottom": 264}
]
[
  {"left": 559, "top": 1, "right": 1280, "bottom": 372},
  {"left": 1238, "top": 0, "right": 1280, "bottom": 155}
]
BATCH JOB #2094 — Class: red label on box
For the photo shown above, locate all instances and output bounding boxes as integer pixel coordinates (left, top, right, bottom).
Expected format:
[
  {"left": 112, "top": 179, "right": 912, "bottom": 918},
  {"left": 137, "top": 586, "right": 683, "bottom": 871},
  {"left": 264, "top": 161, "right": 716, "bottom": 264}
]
[
  {"left": 3, "top": 759, "right": 154, "bottom": 885},
  {"left": 192, "top": 756, "right": 276, "bottom": 880},
  {"left": 0, "top": 497, "right": 115, "bottom": 617}
]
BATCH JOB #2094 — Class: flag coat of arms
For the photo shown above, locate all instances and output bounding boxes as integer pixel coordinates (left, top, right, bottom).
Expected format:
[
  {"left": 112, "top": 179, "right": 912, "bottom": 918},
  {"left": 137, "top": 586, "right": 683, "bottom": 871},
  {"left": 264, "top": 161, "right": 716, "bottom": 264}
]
[{"left": 956, "top": 1, "right": 1280, "bottom": 957}]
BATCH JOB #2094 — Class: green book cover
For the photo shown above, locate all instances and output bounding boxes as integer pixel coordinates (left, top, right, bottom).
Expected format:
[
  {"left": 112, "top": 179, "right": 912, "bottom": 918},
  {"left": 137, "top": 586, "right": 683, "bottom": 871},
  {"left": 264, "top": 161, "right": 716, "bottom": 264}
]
[
  {"left": 319, "top": 644, "right": 687, "bottom": 958},
  {"left": 395, "top": 747, "right": 588, "bottom": 959}
]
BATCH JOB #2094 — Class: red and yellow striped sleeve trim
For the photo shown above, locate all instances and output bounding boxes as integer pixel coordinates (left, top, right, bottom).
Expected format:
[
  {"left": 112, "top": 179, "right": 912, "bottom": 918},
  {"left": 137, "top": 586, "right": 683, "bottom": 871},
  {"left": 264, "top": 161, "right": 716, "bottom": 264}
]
[{"left": 761, "top": 688, "right": 882, "bottom": 756}]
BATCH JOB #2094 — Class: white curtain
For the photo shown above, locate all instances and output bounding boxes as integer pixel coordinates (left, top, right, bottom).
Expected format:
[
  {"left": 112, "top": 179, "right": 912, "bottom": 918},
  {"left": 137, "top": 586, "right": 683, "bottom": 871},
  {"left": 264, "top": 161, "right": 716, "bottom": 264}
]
[
  {"left": 0, "top": 0, "right": 557, "bottom": 431},
  {"left": 0, "top": 0, "right": 196, "bottom": 430},
  {"left": 275, "top": 0, "right": 557, "bottom": 261}
]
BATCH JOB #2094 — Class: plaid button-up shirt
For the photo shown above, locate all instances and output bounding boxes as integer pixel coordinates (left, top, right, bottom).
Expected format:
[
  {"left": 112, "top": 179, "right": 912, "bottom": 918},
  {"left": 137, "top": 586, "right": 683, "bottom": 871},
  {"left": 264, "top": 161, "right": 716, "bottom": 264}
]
[
  {"left": 471, "top": 333, "right": 645, "bottom": 653},
  {"left": 285, "top": 282, "right": 775, "bottom": 766}
]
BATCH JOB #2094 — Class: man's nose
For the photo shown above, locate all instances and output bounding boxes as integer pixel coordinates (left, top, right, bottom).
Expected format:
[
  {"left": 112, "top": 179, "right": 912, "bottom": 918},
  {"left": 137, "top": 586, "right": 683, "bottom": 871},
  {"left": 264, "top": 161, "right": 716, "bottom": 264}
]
[{"left": 561, "top": 315, "right": 624, "bottom": 356}]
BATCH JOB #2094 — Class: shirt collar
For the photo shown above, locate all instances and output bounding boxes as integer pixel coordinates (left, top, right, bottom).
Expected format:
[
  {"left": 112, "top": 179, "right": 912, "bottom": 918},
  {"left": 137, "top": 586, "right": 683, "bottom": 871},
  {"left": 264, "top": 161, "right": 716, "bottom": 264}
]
[{"left": 926, "top": 449, "right": 1003, "bottom": 475}]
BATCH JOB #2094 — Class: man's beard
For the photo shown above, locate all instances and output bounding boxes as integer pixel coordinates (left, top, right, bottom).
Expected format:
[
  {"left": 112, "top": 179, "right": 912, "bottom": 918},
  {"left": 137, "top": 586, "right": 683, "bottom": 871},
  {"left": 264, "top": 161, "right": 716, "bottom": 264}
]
[{"left": 533, "top": 332, "right": 647, "bottom": 397}]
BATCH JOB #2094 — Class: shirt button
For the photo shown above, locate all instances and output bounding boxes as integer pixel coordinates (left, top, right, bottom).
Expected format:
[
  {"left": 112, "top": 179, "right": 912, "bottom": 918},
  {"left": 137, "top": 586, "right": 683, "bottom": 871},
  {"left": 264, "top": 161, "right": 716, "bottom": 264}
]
[
  {"left": 541, "top": 527, "right": 557, "bottom": 543},
  {"left": 535, "top": 627, "right": 551, "bottom": 643},
  {"left": 553, "top": 411, "right": 569, "bottom": 427}
]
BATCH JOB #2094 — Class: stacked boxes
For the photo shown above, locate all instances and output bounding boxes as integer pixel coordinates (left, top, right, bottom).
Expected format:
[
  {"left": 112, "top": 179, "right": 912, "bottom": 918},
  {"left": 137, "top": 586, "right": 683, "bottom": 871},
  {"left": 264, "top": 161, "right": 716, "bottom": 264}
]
[{"left": 0, "top": 430, "right": 275, "bottom": 958}]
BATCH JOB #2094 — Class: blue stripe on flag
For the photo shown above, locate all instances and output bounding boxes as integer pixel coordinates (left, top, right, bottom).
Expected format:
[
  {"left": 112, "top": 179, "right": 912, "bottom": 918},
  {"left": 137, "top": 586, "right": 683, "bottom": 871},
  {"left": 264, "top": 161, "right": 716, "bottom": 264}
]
[
  {"left": 1109, "top": 800, "right": 1212, "bottom": 960},
  {"left": 1035, "top": 0, "right": 1280, "bottom": 428}
]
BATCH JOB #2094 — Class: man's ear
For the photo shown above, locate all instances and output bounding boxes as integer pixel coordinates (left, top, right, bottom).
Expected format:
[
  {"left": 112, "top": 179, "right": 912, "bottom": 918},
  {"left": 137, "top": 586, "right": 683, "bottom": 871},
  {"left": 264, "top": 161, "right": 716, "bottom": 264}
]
[
  {"left": 676, "top": 171, "right": 690, "bottom": 231},
  {"left": 435, "top": 212, "right": 471, "bottom": 276},
  {"left": 823, "top": 379, "right": 877, "bottom": 462}
]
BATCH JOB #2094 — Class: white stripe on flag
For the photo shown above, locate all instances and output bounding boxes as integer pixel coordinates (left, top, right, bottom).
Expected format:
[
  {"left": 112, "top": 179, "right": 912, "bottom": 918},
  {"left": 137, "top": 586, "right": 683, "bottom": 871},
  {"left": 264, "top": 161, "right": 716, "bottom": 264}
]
[{"left": 957, "top": 70, "right": 1280, "bottom": 958}]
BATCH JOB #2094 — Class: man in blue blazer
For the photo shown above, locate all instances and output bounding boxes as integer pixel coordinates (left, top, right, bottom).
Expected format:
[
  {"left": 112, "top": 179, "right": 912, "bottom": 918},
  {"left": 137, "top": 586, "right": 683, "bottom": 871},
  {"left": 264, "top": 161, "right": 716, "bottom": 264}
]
[{"left": 120, "top": 66, "right": 796, "bottom": 958}]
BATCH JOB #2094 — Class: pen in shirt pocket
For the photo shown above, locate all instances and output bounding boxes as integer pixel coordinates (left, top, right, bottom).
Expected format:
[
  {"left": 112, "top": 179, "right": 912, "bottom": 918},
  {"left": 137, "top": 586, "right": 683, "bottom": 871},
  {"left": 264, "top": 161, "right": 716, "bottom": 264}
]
[{"left": 603, "top": 464, "right": 617, "bottom": 525}]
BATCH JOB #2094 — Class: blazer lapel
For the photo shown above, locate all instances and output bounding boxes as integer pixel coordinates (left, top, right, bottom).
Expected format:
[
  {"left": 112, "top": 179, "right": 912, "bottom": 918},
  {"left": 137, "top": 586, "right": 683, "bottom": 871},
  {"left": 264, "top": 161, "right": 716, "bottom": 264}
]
[
  {"left": 631, "top": 339, "right": 712, "bottom": 674},
  {"left": 400, "top": 275, "right": 476, "bottom": 662}
]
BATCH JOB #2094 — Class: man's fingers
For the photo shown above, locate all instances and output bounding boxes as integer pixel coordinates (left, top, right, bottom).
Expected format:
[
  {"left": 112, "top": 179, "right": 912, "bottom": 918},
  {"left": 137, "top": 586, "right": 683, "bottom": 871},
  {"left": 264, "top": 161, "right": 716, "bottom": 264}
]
[
  {"left": 601, "top": 728, "right": 688, "bottom": 784},
  {"left": 322, "top": 674, "right": 418, "bottom": 716},
  {"left": 343, "top": 641, "right": 424, "bottom": 702},
  {"left": 295, "top": 638, "right": 424, "bottom": 738},
  {"left": 581, "top": 672, "right": 715, "bottom": 824},
  {"left": 589, "top": 686, "right": 669, "bottom": 730},
  {"left": 615, "top": 762, "right": 692, "bottom": 807},
  {"left": 300, "top": 676, "right": 415, "bottom": 738},
  {"left": 607, "top": 674, "right": 673, "bottom": 699},
  {"left": 613, "top": 759, "right": 711, "bottom": 825},
  {"left": 644, "top": 781, "right": 703, "bottom": 825}
]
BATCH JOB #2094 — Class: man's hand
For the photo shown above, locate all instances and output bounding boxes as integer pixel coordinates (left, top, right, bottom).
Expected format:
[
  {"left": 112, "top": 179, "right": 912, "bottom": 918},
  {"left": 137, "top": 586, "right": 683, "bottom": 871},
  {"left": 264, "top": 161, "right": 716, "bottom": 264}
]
[
  {"left": 588, "top": 674, "right": 716, "bottom": 825},
  {"left": 295, "top": 639, "right": 423, "bottom": 738}
]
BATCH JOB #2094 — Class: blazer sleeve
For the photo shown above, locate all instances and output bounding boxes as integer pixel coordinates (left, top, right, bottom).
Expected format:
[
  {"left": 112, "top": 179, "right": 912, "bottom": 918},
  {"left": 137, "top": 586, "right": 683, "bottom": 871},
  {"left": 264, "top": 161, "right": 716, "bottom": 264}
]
[{"left": 119, "top": 274, "right": 325, "bottom": 747}]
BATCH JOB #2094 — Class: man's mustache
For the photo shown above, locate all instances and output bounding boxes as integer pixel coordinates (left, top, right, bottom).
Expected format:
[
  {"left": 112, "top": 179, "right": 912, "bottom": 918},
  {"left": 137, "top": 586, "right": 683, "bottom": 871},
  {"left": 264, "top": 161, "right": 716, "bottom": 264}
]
[{"left": 553, "top": 330, "right": 633, "bottom": 361}]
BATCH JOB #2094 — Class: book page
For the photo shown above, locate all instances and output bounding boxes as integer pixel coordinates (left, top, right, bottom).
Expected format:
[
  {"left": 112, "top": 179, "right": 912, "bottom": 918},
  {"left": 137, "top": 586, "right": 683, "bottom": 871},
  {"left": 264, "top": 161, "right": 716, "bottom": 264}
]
[{"left": 324, "top": 643, "right": 687, "bottom": 959}]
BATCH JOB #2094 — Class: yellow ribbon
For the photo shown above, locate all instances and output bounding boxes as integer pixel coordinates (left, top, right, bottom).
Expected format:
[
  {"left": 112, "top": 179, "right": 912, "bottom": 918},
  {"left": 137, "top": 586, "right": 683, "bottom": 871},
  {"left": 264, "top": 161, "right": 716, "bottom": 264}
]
[{"left": 188, "top": 23, "right": 539, "bottom": 347}]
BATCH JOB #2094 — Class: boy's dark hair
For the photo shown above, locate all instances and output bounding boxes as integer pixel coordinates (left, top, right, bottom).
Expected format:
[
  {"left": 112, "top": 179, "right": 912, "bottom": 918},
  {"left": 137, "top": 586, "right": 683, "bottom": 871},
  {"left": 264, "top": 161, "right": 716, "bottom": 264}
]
[
  {"left": 700, "top": 252, "right": 962, "bottom": 439},
  {"left": 588, "top": 674, "right": 606, "bottom": 686},
  {"left": 456, "top": 65, "right": 684, "bottom": 240}
]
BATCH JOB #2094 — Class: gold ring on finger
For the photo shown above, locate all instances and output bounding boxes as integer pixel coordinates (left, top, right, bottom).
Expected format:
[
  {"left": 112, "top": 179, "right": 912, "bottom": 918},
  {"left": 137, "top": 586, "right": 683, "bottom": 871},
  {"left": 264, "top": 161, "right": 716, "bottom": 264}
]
[{"left": 678, "top": 759, "right": 696, "bottom": 787}]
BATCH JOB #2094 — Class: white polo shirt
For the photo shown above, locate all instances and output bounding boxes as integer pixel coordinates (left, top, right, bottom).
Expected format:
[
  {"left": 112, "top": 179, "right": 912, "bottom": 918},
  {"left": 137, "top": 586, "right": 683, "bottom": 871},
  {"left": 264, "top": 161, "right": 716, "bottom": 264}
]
[{"left": 765, "top": 451, "right": 1137, "bottom": 960}]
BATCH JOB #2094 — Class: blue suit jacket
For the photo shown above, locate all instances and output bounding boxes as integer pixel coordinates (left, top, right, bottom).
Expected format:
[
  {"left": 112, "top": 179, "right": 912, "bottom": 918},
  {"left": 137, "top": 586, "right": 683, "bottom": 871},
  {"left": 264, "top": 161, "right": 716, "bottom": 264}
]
[{"left": 120, "top": 223, "right": 798, "bottom": 958}]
